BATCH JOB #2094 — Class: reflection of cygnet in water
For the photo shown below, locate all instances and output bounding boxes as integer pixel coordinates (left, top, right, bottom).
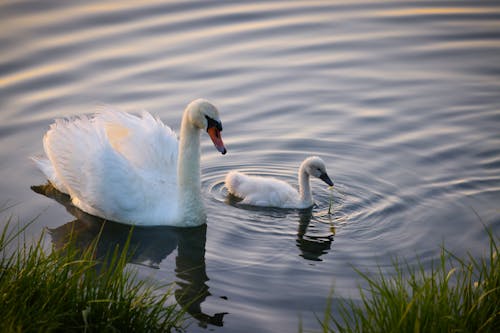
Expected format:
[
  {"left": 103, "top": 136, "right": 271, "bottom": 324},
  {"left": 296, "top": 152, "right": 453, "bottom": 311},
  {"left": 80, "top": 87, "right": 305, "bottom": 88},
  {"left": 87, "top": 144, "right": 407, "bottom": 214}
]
[
  {"left": 32, "top": 183, "right": 228, "bottom": 328},
  {"left": 296, "top": 209, "right": 334, "bottom": 262},
  {"left": 225, "top": 156, "right": 334, "bottom": 209}
]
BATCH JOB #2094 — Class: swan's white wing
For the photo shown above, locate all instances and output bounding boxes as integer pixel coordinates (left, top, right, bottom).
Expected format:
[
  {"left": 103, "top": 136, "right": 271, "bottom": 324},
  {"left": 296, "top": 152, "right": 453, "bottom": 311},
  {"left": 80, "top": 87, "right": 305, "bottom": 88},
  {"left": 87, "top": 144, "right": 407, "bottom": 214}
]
[
  {"left": 96, "top": 106, "right": 178, "bottom": 173},
  {"left": 41, "top": 109, "right": 179, "bottom": 224}
]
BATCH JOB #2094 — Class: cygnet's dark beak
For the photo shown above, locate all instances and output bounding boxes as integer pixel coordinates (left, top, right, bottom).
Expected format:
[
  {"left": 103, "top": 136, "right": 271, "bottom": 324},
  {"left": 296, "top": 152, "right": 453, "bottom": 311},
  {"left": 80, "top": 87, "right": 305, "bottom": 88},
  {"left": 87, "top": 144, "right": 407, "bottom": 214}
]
[{"left": 319, "top": 172, "right": 334, "bottom": 186}]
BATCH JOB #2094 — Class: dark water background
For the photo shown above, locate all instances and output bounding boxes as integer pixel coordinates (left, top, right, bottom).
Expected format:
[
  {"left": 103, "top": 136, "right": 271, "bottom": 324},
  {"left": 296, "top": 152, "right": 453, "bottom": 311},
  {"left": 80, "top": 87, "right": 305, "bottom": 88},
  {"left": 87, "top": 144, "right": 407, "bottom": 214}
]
[{"left": 1, "top": 1, "right": 499, "bottom": 332}]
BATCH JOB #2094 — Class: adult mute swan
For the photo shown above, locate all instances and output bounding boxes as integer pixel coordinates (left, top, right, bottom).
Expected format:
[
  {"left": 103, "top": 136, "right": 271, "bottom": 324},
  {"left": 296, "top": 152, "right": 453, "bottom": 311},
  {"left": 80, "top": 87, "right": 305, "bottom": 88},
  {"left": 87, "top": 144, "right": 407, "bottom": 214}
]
[
  {"left": 225, "top": 156, "right": 334, "bottom": 209},
  {"left": 32, "top": 99, "right": 227, "bottom": 227}
]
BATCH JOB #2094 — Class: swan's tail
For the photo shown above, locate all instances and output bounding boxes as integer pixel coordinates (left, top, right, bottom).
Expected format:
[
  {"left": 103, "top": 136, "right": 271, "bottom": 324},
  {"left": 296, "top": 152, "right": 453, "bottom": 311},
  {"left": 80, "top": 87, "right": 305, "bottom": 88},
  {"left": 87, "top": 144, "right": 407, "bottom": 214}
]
[
  {"left": 225, "top": 171, "right": 246, "bottom": 196},
  {"left": 30, "top": 155, "right": 68, "bottom": 194}
]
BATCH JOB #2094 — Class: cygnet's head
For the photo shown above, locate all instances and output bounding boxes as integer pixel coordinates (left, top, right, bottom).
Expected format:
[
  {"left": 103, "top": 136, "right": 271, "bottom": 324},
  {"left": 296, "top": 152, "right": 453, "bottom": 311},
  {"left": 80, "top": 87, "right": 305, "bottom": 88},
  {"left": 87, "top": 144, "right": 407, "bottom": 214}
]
[
  {"left": 185, "top": 99, "right": 227, "bottom": 155},
  {"left": 302, "top": 156, "right": 334, "bottom": 186}
]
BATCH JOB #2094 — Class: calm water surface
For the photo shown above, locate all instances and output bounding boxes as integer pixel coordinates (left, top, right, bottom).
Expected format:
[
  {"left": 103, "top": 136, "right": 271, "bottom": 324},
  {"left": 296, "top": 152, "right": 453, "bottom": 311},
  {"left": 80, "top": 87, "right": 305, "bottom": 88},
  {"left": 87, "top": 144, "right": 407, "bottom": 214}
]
[{"left": 1, "top": 1, "right": 500, "bottom": 332}]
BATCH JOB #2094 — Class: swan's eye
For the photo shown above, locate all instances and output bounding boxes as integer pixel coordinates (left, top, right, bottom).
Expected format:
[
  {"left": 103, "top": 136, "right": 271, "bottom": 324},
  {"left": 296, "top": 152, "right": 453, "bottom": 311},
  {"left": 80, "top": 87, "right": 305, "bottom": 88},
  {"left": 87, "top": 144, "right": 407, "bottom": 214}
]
[{"left": 205, "top": 115, "right": 223, "bottom": 131}]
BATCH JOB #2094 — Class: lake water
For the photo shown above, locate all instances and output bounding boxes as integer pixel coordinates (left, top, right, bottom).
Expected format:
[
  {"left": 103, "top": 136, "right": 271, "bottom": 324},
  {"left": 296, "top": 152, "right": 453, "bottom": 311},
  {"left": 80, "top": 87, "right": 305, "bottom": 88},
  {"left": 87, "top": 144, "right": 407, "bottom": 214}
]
[{"left": 1, "top": 1, "right": 500, "bottom": 332}]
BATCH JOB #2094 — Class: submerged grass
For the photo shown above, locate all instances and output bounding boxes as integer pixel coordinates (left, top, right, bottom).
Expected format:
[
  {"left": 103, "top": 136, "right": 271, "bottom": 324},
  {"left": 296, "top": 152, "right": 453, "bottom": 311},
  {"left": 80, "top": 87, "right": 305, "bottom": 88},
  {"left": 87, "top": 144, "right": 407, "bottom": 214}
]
[
  {"left": 320, "top": 229, "right": 499, "bottom": 333},
  {"left": 0, "top": 215, "right": 185, "bottom": 332}
]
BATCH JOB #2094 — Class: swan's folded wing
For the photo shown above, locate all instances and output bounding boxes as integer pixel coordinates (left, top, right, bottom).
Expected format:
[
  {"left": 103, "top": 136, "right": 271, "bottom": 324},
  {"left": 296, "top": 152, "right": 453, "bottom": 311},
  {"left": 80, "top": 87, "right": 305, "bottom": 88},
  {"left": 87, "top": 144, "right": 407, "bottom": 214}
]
[
  {"left": 43, "top": 115, "right": 155, "bottom": 222},
  {"left": 95, "top": 106, "right": 178, "bottom": 174}
]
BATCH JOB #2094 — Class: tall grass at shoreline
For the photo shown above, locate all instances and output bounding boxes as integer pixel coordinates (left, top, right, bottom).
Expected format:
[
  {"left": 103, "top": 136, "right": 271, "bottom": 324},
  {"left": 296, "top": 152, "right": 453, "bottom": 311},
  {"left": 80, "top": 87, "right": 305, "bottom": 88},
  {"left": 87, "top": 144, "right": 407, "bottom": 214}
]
[
  {"left": 319, "top": 230, "right": 499, "bottom": 333},
  {"left": 0, "top": 216, "right": 185, "bottom": 332}
]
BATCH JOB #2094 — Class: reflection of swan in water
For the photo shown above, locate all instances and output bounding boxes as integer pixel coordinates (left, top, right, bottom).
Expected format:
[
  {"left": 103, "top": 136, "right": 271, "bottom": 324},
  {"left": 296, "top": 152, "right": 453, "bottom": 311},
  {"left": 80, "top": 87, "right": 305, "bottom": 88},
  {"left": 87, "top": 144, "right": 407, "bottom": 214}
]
[
  {"left": 32, "top": 183, "right": 227, "bottom": 328},
  {"left": 296, "top": 209, "right": 334, "bottom": 261}
]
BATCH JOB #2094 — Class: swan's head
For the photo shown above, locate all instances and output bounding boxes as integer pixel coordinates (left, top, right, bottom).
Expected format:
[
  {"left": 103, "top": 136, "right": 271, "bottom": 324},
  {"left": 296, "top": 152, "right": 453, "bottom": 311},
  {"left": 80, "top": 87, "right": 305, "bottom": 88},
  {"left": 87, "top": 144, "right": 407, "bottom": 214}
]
[
  {"left": 302, "top": 156, "right": 334, "bottom": 186},
  {"left": 186, "top": 99, "right": 227, "bottom": 155}
]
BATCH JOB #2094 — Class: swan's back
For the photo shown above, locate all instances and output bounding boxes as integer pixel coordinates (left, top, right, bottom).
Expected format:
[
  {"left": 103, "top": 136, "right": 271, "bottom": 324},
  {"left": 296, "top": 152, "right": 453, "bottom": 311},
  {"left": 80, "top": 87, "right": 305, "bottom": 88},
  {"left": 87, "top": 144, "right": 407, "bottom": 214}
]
[
  {"left": 35, "top": 107, "right": 180, "bottom": 225},
  {"left": 225, "top": 171, "right": 300, "bottom": 208},
  {"left": 98, "top": 108, "right": 177, "bottom": 172}
]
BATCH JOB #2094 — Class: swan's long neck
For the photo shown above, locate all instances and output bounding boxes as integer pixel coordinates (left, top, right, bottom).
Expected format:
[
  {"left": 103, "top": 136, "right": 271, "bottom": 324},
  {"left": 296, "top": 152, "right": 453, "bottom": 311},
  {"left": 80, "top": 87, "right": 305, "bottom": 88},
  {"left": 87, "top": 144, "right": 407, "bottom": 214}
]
[
  {"left": 298, "top": 164, "right": 313, "bottom": 207},
  {"left": 178, "top": 112, "right": 205, "bottom": 222}
]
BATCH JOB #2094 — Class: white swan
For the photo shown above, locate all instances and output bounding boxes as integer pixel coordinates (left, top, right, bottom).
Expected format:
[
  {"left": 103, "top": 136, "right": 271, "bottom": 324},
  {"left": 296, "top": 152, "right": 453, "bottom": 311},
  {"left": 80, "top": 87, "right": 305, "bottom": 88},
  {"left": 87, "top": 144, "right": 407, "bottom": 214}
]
[
  {"left": 225, "top": 156, "right": 333, "bottom": 209},
  {"left": 32, "top": 99, "right": 227, "bottom": 227}
]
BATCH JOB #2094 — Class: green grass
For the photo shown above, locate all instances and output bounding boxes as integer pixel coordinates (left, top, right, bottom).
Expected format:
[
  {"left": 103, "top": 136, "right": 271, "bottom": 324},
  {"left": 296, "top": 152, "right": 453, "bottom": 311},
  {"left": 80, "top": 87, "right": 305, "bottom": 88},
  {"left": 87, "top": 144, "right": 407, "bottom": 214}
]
[
  {"left": 0, "top": 215, "right": 185, "bottom": 332},
  {"left": 318, "top": 230, "right": 499, "bottom": 333}
]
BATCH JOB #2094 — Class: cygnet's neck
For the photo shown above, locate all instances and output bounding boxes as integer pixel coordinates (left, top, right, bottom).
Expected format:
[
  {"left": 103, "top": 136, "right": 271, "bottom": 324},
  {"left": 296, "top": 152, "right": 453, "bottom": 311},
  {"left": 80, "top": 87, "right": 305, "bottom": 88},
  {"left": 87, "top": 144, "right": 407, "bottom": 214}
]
[
  {"left": 298, "top": 163, "right": 313, "bottom": 207},
  {"left": 177, "top": 112, "right": 205, "bottom": 221}
]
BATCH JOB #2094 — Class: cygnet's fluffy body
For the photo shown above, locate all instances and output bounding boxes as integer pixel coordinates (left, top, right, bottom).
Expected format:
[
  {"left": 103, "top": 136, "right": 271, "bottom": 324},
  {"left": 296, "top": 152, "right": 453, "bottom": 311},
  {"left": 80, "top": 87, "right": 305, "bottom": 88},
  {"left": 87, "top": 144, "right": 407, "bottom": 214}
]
[{"left": 225, "top": 156, "right": 333, "bottom": 209}]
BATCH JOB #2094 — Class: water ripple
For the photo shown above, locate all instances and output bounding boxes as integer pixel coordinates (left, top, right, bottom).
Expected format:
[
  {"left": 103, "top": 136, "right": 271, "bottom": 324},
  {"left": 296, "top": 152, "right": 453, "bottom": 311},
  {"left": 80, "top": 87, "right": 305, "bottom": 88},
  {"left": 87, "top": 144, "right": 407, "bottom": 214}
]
[{"left": 1, "top": 1, "right": 500, "bottom": 332}]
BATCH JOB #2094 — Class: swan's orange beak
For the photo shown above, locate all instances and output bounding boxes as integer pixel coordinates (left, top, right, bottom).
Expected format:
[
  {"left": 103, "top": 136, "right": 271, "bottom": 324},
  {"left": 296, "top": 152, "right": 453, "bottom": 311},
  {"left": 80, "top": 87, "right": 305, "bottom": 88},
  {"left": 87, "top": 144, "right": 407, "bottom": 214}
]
[{"left": 208, "top": 127, "right": 227, "bottom": 155}]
